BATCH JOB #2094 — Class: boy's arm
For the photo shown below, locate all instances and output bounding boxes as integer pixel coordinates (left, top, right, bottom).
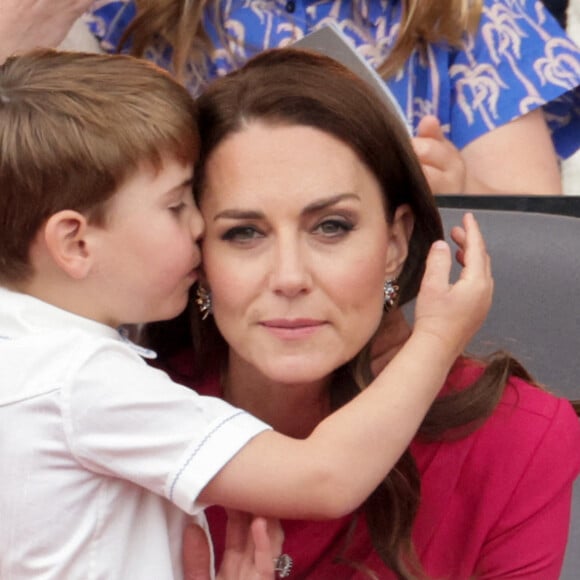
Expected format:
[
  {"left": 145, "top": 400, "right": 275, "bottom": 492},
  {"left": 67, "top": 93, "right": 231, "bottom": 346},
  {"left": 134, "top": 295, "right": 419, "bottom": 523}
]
[{"left": 199, "top": 213, "right": 493, "bottom": 518}]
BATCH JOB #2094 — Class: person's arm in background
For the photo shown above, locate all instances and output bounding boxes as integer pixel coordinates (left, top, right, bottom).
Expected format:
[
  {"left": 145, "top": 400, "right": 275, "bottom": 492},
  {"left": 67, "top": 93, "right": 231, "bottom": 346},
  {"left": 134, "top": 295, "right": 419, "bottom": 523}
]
[
  {"left": 412, "top": 110, "right": 562, "bottom": 195},
  {"left": 410, "top": 0, "right": 580, "bottom": 196},
  {"left": 0, "top": 0, "right": 94, "bottom": 63}
]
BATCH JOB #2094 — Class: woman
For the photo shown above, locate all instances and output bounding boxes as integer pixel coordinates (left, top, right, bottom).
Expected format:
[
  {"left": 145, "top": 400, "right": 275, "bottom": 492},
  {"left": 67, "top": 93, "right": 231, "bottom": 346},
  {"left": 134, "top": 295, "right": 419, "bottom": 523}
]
[
  {"left": 85, "top": 0, "right": 580, "bottom": 195},
  {"left": 152, "top": 49, "right": 580, "bottom": 579}
]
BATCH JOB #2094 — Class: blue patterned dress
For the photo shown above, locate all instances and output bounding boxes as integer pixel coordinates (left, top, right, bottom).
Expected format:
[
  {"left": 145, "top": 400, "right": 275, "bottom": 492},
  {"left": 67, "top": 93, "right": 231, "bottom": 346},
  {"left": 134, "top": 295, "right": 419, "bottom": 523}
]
[{"left": 87, "top": 0, "right": 580, "bottom": 158}]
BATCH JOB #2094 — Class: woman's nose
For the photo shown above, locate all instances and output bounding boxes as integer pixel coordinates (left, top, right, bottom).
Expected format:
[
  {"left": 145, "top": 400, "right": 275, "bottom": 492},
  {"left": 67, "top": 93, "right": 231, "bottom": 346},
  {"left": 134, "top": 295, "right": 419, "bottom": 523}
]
[{"left": 269, "top": 238, "right": 312, "bottom": 297}]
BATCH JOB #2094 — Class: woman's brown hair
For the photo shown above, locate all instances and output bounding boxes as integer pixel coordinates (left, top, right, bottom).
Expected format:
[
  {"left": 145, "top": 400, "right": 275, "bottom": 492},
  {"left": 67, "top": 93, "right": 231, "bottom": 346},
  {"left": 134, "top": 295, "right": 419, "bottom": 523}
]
[
  {"left": 147, "top": 47, "right": 533, "bottom": 579},
  {"left": 120, "top": 0, "right": 483, "bottom": 85}
]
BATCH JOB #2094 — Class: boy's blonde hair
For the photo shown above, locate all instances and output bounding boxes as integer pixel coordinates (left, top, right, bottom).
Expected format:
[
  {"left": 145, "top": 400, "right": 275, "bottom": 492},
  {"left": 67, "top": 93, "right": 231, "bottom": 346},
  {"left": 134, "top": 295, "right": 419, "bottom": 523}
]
[{"left": 0, "top": 50, "right": 199, "bottom": 284}]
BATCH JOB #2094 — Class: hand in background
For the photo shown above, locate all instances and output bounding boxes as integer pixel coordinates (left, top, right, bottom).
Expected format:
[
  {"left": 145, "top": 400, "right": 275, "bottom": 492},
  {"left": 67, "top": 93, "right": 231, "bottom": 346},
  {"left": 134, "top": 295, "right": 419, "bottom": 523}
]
[
  {"left": 0, "top": 0, "right": 93, "bottom": 62},
  {"left": 183, "top": 511, "right": 284, "bottom": 580},
  {"left": 412, "top": 115, "right": 467, "bottom": 195}
]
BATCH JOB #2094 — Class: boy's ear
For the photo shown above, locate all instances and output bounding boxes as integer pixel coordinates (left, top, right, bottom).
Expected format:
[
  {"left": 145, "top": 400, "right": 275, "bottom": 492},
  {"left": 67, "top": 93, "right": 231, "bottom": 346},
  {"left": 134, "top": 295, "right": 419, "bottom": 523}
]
[
  {"left": 384, "top": 204, "right": 415, "bottom": 278},
  {"left": 43, "top": 210, "right": 93, "bottom": 279}
]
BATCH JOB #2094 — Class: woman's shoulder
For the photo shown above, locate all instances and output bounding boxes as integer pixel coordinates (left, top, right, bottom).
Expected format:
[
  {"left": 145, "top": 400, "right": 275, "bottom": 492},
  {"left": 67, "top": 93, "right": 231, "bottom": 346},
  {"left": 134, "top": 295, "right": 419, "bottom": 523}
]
[
  {"left": 482, "top": 373, "right": 579, "bottom": 464},
  {"left": 448, "top": 357, "right": 578, "bottom": 431},
  {"left": 422, "top": 357, "right": 580, "bottom": 480},
  {"left": 411, "top": 357, "right": 579, "bottom": 574},
  {"left": 412, "top": 359, "right": 579, "bottom": 577}
]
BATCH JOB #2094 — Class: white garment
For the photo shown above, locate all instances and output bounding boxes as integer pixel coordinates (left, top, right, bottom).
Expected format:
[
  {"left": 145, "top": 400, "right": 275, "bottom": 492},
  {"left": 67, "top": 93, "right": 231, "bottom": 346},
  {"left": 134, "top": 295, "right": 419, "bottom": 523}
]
[{"left": 0, "top": 287, "right": 270, "bottom": 580}]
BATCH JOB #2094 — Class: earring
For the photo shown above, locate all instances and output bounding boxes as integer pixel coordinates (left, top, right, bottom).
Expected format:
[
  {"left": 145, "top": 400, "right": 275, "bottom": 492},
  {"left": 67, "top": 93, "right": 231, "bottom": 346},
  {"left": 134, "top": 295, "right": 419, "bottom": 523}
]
[
  {"left": 195, "top": 284, "right": 213, "bottom": 320},
  {"left": 383, "top": 279, "right": 400, "bottom": 313}
]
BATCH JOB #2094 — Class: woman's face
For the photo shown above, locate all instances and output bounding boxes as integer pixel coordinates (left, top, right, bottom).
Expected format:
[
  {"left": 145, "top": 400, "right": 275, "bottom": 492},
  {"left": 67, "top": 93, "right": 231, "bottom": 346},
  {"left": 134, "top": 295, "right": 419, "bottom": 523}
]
[{"left": 200, "top": 122, "right": 412, "bottom": 385}]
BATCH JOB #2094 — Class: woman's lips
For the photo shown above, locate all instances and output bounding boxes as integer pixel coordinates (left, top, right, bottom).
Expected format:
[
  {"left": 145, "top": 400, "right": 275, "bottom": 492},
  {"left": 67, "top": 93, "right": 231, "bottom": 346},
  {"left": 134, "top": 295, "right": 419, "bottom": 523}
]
[{"left": 260, "top": 319, "right": 326, "bottom": 339}]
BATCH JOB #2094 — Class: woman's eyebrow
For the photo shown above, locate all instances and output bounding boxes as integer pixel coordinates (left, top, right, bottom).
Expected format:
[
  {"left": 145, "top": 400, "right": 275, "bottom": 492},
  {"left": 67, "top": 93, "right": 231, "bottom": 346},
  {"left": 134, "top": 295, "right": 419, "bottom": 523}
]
[
  {"left": 213, "top": 193, "right": 360, "bottom": 221},
  {"left": 302, "top": 193, "right": 360, "bottom": 214},
  {"left": 213, "top": 209, "right": 264, "bottom": 221}
]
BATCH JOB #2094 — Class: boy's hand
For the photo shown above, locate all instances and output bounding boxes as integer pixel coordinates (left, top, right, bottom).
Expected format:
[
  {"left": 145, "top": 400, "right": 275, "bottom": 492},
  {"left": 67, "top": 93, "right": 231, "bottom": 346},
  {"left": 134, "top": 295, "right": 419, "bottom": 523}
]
[
  {"left": 413, "top": 212, "right": 492, "bottom": 357},
  {"left": 183, "top": 511, "right": 284, "bottom": 580}
]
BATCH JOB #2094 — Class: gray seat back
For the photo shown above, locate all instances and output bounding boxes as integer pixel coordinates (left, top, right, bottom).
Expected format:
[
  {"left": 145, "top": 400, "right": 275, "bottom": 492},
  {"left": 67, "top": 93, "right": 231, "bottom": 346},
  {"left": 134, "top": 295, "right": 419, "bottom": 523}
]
[{"left": 438, "top": 208, "right": 579, "bottom": 579}]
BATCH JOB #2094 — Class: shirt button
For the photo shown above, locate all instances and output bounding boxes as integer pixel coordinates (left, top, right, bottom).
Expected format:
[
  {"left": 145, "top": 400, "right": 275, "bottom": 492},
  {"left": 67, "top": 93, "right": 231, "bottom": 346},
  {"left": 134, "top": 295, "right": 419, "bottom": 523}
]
[{"left": 285, "top": 1, "right": 296, "bottom": 13}]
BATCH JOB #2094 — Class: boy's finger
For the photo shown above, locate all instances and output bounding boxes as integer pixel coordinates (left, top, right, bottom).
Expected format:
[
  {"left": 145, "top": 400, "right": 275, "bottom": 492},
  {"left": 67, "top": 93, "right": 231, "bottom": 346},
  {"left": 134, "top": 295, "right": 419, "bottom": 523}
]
[
  {"left": 459, "top": 213, "right": 489, "bottom": 278},
  {"left": 421, "top": 240, "right": 452, "bottom": 292},
  {"left": 449, "top": 225, "right": 466, "bottom": 249},
  {"left": 251, "top": 517, "right": 279, "bottom": 578},
  {"left": 224, "top": 509, "right": 250, "bottom": 554}
]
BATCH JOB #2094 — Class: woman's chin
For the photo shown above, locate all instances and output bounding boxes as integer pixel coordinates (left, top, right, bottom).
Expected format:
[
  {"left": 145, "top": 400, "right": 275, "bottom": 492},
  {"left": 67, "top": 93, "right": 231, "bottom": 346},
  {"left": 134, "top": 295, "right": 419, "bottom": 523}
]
[{"left": 257, "top": 358, "right": 342, "bottom": 387}]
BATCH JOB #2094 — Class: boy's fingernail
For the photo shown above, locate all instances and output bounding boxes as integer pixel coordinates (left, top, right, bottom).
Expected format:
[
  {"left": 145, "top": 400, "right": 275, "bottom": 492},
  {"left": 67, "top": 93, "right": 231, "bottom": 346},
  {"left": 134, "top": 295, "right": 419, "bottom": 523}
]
[{"left": 432, "top": 241, "right": 447, "bottom": 250}]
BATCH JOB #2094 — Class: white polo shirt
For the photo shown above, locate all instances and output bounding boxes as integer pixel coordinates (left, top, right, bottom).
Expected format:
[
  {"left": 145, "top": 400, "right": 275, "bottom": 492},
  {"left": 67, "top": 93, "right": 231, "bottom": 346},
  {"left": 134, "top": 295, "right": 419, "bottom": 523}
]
[{"left": 0, "top": 287, "right": 270, "bottom": 579}]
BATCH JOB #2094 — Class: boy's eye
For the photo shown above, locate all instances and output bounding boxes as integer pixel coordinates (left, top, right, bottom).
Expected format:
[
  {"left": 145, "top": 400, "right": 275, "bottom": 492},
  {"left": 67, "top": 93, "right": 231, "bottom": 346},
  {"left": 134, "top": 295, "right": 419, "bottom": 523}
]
[
  {"left": 169, "top": 202, "right": 187, "bottom": 213},
  {"left": 221, "top": 225, "right": 264, "bottom": 243},
  {"left": 313, "top": 219, "right": 354, "bottom": 237}
]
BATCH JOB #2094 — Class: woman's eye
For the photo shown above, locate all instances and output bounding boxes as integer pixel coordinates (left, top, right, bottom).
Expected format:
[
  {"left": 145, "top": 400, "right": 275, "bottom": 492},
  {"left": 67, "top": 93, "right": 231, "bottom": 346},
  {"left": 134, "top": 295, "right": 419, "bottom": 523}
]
[
  {"left": 314, "top": 219, "right": 354, "bottom": 237},
  {"left": 222, "top": 225, "right": 264, "bottom": 243}
]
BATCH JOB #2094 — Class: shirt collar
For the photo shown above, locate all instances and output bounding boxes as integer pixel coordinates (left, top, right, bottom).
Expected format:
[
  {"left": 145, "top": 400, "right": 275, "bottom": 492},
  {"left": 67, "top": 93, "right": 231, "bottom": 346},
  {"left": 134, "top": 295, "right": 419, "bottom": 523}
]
[
  {"left": 0, "top": 287, "right": 158, "bottom": 358},
  {"left": 0, "top": 286, "right": 122, "bottom": 342}
]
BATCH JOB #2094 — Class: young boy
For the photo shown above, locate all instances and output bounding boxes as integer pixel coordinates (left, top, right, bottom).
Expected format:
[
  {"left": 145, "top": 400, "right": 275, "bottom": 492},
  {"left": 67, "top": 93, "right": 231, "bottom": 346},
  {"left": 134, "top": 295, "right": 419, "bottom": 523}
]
[{"left": 0, "top": 50, "right": 492, "bottom": 579}]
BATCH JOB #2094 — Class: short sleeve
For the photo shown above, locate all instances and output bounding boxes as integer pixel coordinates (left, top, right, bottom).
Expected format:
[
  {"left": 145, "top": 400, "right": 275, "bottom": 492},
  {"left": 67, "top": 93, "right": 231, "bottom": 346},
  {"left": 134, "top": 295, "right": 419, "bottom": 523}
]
[
  {"left": 448, "top": 0, "right": 580, "bottom": 157},
  {"left": 60, "top": 339, "right": 270, "bottom": 514}
]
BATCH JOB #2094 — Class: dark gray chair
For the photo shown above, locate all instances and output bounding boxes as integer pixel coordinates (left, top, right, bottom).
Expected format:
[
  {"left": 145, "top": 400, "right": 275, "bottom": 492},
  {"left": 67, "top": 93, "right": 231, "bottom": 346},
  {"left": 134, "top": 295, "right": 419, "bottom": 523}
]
[
  {"left": 438, "top": 208, "right": 580, "bottom": 397},
  {"left": 438, "top": 208, "right": 580, "bottom": 579}
]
